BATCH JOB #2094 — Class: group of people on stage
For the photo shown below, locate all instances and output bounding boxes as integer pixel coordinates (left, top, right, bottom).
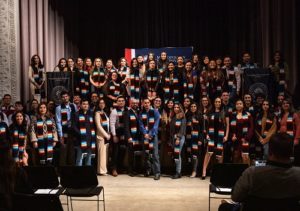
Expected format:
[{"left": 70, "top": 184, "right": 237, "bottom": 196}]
[{"left": 0, "top": 50, "right": 299, "bottom": 181}]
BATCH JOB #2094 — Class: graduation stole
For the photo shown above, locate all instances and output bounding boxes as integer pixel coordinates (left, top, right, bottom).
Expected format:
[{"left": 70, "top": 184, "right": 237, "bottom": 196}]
[
  {"left": 32, "top": 66, "right": 43, "bottom": 85},
  {"left": 79, "top": 112, "right": 96, "bottom": 153},
  {"left": 79, "top": 69, "right": 90, "bottom": 96},
  {"left": 61, "top": 103, "right": 75, "bottom": 138},
  {"left": 91, "top": 67, "right": 105, "bottom": 83},
  {"left": 129, "top": 110, "right": 140, "bottom": 147},
  {"left": 109, "top": 81, "right": 121, "bottom": 97},
  {"left": 230, "top": 112, "right": 250, "bottom": 152},
  {"left": 99, "top": 111, "right": 109, "bottom": 133},
  {"left": 36, "top": 117, "right": 54, "bottom": 163},
  {"left": 173, "top": 117, "right": 183, "bottom": 159},
  {"left": 211, "top": 73, "right": 223, "bottom": 96},
  {"left": 191, "top": 115, "right": 201, "bottom": 156},
  {"left": 245, "top": 106, "right": 255, "bottom": 117},
  {"left": 200, "top": 70, "right": 209, "bottom": 96},
  {"left": 226, "top": 67, "right": 237, "bottom": 93},
  {"left": 119, "top": 66, "right": 128, "bottom": 81},
  {"left": 256, "top": 114, "right": 274, "bottom": 138},
  {"left": 183, "top": 72, "right": 194, "bottom": 98},
  {"left": 279, "top": 113, "right": 294, "bottom": 138},
  {"left": 130, "top": 68, "right": 140, "bottom": 95},
  {"left": 146, "top": 69, "right": 159, "bottom": 91},
  {"left": 116, "top": 108, "right": 125, "bottom": 128},
  {"left": 12, "top": 126, "right": 26, "bottom": 163},
  {"left": 0, "top": 123, "right": 7, "bottom": 144},
  {"left": 208, "top": 112, "right": 225, "bottom": 150},
  {"left": 164, "top": 70, "right": 179, "bottom": 101},
  {"left": 141, "top": 108, "right": 155, "bottom": 151}
]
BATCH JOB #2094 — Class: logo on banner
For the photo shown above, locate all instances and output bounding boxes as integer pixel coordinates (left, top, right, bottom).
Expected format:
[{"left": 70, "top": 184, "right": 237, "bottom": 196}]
[
  {"left": 51, "top": 86, "right": 68, "bottom": 105},
  {"left": 249, "top": 82, "right": 268, "bottom": 99}
]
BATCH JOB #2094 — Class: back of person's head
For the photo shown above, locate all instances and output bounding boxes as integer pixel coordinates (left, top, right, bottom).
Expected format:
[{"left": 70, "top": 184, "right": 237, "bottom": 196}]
[{"left": 269, "top": 133, "right": 293, "bottom": 161}]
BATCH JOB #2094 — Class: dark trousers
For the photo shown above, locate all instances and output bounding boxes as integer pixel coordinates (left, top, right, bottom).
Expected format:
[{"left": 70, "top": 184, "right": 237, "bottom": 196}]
[
  {"left": 223, "top": 141, "right": 232, "bottom": 163},
  {"left": 111, "top": 142, "right": 126, "bottom": 171}
]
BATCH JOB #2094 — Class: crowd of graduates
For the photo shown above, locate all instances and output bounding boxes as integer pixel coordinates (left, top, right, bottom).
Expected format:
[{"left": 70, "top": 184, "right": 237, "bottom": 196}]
[{"left": 0, "top": 50, "right": 299, "bottom": 181}]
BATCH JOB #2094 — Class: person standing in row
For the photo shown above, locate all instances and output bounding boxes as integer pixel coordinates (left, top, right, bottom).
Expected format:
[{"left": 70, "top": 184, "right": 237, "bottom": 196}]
[
  {"left": 110, "top": 95, "right": 127, "bottom": 176},
  {"left": 169, "top": 103, "right": 186, "bottom": 179},
  {"left": 230, "top": 99, "right": 253, "bottom": 165},
  {"left": 255, "top": 100, "right": 277, "bottom": 160},
  {"left": 72, "top": 99, "right": 96, "bottom": 166},
  {"left": 95, "top": 99, "right": 110, "bottom": 175},
  {"left": 31, "top": 103, "right": 58, "bottom": 165},
  {"left": 90, "top": 57, "right": 106, "bottom": 98},
  {"left": 28, "top": 55, "right": 46, "bottom": 102},
  {"left": 9, "top": 111, "right": 28, "bottom": 166},
  {"left": 139, "top": 98, "right": 161, "bottom": 180},
  {"left": 186, "top": 102, "right": 203, "bottom": 178},
  {"left": 124, "top": 99, "right": 141, "bottom": 176},
  {"left": 55, "top": 91, "right": 77, "bottom": 165},
  {"left": 202, "top": 97, "right": 229, "bottom": 179}
]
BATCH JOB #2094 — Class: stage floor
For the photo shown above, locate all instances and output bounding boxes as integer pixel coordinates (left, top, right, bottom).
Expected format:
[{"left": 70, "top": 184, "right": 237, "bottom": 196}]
[{"left": 60, "top": 174, "right": 224, "bottom": 211}]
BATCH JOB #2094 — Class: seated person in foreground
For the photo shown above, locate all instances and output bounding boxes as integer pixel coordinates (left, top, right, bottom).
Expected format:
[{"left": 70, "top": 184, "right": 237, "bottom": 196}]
[{"left": 220, "top": 132, "right": 300, "bottom": 211}]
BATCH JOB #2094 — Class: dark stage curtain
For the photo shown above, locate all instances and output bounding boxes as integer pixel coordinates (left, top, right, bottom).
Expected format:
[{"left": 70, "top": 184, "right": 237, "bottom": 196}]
[{"left": 52, "top": 0, "right": 299, "bottom": 90}]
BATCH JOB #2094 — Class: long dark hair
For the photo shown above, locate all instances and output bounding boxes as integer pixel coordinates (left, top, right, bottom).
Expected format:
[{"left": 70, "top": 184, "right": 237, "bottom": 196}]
[
  {"left": 30, "top": 54, "right": 44, "bottom": 69},
  {"left": 271, "top": 50, "right": 285, "bottom": 66},
  {"left": 257, "top": 100, "right": 275, "bottom": 121},
  {"left": 10, "top": 111, "right": 27, "bottom": 130}
]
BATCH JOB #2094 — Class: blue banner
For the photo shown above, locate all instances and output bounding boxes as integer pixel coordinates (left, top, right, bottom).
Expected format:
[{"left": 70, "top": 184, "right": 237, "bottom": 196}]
[{"left": 125, "top": 47, "right": 193, "bottom": 63}]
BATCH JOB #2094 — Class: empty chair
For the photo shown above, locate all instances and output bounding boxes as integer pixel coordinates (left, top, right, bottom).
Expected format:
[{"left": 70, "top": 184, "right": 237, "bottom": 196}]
[{"left": 59, "top": 166, "right": 105, "bottom": 211}]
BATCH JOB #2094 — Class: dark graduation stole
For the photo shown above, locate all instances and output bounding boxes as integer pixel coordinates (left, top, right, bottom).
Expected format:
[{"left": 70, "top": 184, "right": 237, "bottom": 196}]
[
  {"left": 183, "top": 72, "right": 194, "bottom": 99},
  {"left": 116, "top": 108, "right": 126, "bottom": 140},
  {"left": 191, "top": 115, "right": 201, "bottom": 154},
  {"left": 32, "top": 66, "right": 43, "bottom": 85},
  {"left": 230, "top": 111, "right": 250, "bottom": 139},
  {"left": 256, "top": 113, "right": 274, "bottom": 138},
  {"left": 0, "top": 123, "right": 8, "bottom": 144},
  {"left": 278, "top": 112, "right": 294, "bottom": 138},
  {"left": 208, "top": 112, "right": 225, "bottom": 144},
  {"left": 99, "top": 111, "right": 109, "bottom": 133},
  {"left": 141, "top": 108, "right": 155, "bottom": 150},
  {"left": 109, "top": 81, "right": 121, "bottom": 97},
  {"left": 129, "top": 109, "right": 141, "bottom": 149},
  {"left": 173, "top": 117, "right": 183, "bottom": 158},
  {"left": 146, "top": 69, "right": 159, "bottom": 91},
  {"left": 79, "top": 69, "right": 90, "bottom": 95},
  {"left": 36, "top": 117, "right": 54, "bottom": 163},
  {"left": 119, "top": 67, "right": 128, "bottom": 81},
  {"left": 211, "top": 75, "right": 223, "bottom": 96},
  {"left": 91, "top": 67, "right": 106, "bottom": 83},
  {"left": 12, "top": 126, "right": 26, "bottom": 163},
  {"left": 78, "top": 111, "right": 96, "bottom": 153},
  {"left": 130, "top": 68, "right": 140, "bottom": 94},
  {"left": 61, "top": 103, "right": 76, "bottom": 138},
  {"left": 226, "top": 67, "right": 237, "bottom": 93},
  {"left": 164, "top": 70, "right": 180, "bottom": 101}
]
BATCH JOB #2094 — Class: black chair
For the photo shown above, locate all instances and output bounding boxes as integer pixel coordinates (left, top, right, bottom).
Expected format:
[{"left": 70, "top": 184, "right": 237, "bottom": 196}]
[
  {"left": 209, "top": 163, "right": 248, "bottom": 211},
  {"left": 242, "top": 196, "right": 300, "bottom": 211},
  {"left": 23, "top": 166, "right": 60, "bottom": 189},
  {"left": 12, "top": 192, "right": 63, "bottom": 211},
  {"left": 59, "top": 166, "right": 105, "bottom": 211}
]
